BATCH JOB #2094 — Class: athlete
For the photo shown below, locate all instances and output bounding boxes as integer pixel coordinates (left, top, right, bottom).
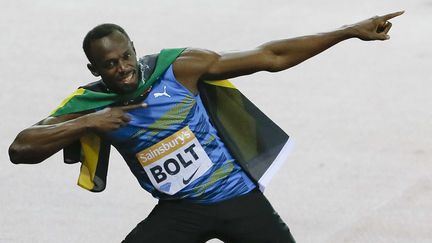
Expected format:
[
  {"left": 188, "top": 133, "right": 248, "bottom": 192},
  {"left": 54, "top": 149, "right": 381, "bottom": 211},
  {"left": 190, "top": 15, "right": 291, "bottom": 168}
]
[{"left": 9, "top": 11, "right": 403, "bottom": 243}]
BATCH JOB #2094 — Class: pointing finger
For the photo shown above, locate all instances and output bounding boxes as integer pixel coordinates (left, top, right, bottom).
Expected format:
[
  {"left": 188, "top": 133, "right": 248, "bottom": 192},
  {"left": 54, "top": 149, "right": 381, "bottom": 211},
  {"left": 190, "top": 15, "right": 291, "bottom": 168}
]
[
  {"left": 120, "top": 102, "right": 148, "bottom": 111},
  {"left": 381, "top": 10, "right": 405, "bottom": 21}
]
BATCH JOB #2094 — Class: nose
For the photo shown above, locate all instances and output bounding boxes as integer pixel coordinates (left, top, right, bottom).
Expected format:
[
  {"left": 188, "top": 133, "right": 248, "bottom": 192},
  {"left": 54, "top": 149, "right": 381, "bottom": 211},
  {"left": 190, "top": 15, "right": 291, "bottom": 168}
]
[{"left": 118, "top": 59, "right": 127, "bottom": 73}]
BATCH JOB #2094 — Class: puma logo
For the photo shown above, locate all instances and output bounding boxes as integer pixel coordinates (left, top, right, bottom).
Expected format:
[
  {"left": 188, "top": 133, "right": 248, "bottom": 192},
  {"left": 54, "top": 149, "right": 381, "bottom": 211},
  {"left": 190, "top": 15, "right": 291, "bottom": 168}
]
[{"left": 154, "top": 85, "right": 171, "bottom": 98}]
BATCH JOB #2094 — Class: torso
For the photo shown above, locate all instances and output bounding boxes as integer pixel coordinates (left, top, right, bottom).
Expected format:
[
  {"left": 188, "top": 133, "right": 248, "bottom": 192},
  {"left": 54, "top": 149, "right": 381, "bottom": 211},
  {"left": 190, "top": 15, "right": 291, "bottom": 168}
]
[{"left": 105, "top": 65, "right": 256, "bottom": 203}]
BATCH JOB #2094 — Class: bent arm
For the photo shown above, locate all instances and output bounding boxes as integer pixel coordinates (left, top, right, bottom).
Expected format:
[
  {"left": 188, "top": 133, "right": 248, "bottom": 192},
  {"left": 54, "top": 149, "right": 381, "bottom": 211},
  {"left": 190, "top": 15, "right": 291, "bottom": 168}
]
[
  {"left": 9, "top": 103, "right": 145, "bottom": 164},
  {"left": 8, "top": 114, "right": 90, "bottom": 164}
]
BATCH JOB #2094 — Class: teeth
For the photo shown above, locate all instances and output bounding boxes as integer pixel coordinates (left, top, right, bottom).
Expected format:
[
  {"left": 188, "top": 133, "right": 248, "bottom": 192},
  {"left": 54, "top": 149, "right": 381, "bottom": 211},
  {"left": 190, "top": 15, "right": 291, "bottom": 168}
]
[
  {"left": 126, "top": 73, "right": 132, "bottom": 81},
  {"left": 122, "top": 73, "right": 133, "bottom": 82}
]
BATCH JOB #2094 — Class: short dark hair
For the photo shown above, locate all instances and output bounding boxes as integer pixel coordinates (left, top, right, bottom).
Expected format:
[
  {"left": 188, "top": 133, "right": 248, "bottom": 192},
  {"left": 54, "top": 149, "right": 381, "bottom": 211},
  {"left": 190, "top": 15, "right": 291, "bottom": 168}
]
[{"left": 83, "top": 23, "right": 130, "bottom": 62}]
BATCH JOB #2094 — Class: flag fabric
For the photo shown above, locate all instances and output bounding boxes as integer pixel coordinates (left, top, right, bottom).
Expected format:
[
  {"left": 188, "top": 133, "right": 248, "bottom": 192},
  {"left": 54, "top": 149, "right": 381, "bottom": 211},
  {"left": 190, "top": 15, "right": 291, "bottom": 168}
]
[
  {"left": 198, "top": 80, "right": 292, "bottom": 191},
  {"left": 51, "top": 48, "right": 185, "bottom": 116},
  {"left": 51, "top": 48, "right": 292, "bottom": 192},
  {"left": 51, "top": 48, "right": 185, "bottom": 192}
]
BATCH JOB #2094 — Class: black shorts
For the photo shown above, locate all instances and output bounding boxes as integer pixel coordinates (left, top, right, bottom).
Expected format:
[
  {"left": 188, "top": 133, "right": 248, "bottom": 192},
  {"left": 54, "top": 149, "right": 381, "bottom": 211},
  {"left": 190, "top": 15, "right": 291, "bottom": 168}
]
[{"left": 122, "top": 189, "right": 296, "bottom": 243}]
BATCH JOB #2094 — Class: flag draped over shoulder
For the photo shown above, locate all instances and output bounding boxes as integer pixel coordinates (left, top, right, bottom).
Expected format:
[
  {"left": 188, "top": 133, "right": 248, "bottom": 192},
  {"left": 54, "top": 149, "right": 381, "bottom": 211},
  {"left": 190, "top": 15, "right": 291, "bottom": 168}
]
[
  {"left": 51, "top": 48, "right": 186, "bottom": 192},
  {"left": 198, "top": 80, "right": 292, "bottom": 191},
  {"left": 52, "top": 48, "right": 292, "bottom": 193},
  {"left": 51, "top": 48, "right": 186, "bottom": 116}
]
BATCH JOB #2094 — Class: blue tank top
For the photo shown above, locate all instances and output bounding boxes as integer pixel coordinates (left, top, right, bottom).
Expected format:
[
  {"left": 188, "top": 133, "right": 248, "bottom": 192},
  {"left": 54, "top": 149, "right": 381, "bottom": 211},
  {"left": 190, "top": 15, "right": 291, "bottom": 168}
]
[{"left": 106, "top": 65, "right": 256, "bottom": 203}]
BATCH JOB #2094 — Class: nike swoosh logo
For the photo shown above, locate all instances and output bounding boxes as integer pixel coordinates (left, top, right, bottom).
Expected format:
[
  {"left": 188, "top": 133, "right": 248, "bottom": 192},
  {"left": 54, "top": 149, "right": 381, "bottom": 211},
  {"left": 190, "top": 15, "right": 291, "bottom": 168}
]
[{"left": 182, "top": 167, "right": 200, "bottom": 185}]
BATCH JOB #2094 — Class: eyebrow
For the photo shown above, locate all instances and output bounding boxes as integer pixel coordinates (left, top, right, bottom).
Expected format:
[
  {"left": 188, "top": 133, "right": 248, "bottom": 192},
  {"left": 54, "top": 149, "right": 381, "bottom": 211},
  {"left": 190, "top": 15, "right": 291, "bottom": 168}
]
[{"left": 103, "top": 50, "right": 131, "bottom": 62}]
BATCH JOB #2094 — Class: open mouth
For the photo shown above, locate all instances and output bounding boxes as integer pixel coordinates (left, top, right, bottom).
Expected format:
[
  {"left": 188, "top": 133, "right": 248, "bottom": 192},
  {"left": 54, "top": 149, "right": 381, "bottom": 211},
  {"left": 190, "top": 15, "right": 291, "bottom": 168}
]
[{"left": 118, "top": 71, "right": 136, "bottom": 85}]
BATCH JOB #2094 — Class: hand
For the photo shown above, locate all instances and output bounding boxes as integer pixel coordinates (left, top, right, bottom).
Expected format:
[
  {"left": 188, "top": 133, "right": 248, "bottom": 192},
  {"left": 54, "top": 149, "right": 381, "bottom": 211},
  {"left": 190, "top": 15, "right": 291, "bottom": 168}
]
[
  {"left": 83, "top": 103, "right": 147, "bottom": 133},
  {"left": 348, "top": 11, "right": 404, "bottom": 41}
]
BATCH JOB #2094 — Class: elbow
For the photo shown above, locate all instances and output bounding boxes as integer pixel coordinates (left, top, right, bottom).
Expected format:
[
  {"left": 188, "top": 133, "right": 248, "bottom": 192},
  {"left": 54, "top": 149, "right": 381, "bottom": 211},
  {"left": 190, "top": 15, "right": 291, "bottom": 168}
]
[
  {"left": 259, "top": 49, "right": 292, "bottom": 73},
  {"left": 8, "top": 142, "right": 42, "bottom": 165},
  {"left": 267, "top": 59, "right": 300, "bottom": 73},
  {"left": 9, "top": 129, "right": 47, "bottom": 164},
  {"left": 8, "top": 143, "right": 24, "bottom": 164},
  {"left": 258, "top": 47, "right": 299, "bottom": 72},
  {"left": 266, "top": 55, "right": 299, "bottom": 73},
  {"left": 266, "top": 60, "right": 290, "bottom": 73}
]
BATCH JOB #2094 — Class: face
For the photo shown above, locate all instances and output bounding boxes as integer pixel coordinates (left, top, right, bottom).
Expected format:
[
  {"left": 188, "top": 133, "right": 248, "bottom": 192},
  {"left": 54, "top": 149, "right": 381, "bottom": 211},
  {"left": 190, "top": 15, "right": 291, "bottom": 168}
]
[{"left": 87, "top": 30, "right": 139, "bottom": 94}]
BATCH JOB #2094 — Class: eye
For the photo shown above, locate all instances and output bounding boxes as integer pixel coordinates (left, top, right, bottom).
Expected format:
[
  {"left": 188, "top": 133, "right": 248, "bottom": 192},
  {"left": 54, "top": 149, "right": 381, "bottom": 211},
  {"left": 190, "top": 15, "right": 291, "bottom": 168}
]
[
  {"left": 124, "top": 52, "right": 132, "bottom": 59},
  {"left": 104, "top": 61, "right": 116, "bottom": 69}
]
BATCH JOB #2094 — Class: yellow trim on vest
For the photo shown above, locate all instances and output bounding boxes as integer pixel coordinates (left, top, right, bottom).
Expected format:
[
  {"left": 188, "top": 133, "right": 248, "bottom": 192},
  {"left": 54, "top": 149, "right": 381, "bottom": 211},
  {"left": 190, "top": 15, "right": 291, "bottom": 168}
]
[
  {"left": 78, "top": 134, "right": 101, "bottom": 190},
  {"left": 50, "top": 88, "right": 86, "bottom": 115},
  {"left": 204, "top": 80, "right": 236, "bottom": 89}
]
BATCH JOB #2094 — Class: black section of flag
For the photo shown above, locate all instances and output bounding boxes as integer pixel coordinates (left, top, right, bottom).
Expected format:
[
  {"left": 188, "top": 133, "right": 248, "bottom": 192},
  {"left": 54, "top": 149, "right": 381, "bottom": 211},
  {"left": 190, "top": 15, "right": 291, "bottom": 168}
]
[{"left": 198, "top": 81, "right": 290, "bottom": 183}]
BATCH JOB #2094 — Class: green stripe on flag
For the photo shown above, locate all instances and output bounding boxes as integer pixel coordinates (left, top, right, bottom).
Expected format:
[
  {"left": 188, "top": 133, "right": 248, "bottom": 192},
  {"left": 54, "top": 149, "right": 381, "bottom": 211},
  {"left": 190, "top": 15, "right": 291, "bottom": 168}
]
[{"left": 51, "top": 48, "right": 185, "bottom": 117}]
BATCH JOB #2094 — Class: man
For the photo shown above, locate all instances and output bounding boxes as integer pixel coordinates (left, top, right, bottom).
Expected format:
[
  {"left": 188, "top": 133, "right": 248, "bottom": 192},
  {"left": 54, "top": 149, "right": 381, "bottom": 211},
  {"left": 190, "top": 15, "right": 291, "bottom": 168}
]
[{"left": 9, "top": 11, "right": 403, "bottom": 243}]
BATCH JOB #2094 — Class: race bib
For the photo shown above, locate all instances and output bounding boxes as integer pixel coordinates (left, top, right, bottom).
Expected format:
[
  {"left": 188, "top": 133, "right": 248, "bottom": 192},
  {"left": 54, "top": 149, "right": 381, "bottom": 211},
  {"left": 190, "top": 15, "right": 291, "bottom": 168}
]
[{"left": 136, "top": 126, "right": 213, "bottom": 195}]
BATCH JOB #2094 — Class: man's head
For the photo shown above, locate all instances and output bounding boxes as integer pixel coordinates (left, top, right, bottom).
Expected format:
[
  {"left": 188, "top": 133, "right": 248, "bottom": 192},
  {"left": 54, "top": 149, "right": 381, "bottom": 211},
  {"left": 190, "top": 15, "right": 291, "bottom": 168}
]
[{"left": 83, "top": 24, "right": 139, "bottom": 94}]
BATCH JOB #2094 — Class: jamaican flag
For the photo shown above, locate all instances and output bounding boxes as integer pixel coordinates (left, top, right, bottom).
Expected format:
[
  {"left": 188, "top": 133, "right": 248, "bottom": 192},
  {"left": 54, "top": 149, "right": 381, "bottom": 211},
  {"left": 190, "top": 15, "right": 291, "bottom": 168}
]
[
  {"left": 198, "top": 80, "right": 293, "bottom": 191},
  {"left": 52, "top": 48, "right": 292, "bottom": 192},
  {"left": 51, "top": 48, "right": 185, "bottom": 192}
]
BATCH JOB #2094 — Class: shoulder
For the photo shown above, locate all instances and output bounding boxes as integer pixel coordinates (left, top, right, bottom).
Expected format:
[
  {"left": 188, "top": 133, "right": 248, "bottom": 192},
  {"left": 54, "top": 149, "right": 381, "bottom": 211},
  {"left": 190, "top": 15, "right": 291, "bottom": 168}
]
[
  {"left": 176, "top": 48, "right": 220, "bottom": 61},
  {"left": 174, "top": 48, "right": 220, "bottom": 69},
  {"left": 172, "top": 48, "right": 221, "bottom": 89}
]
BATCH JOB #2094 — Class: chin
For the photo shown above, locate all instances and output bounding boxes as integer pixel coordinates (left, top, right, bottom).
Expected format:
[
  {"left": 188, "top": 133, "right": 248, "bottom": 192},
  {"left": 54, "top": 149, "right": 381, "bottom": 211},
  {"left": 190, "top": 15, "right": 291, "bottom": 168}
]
[{"left": 117, "top": 82, "right": 139, "bottom": 94}]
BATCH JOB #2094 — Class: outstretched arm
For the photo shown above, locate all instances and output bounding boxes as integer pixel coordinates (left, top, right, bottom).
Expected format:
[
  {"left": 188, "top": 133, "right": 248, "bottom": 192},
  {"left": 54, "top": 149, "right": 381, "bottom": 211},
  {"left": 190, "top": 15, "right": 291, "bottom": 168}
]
[
  {"left": 173, "top": 11, "right": 404, "bottom": 93},
  {"left": 8, "top": 103, "right": 145, "bottom": 164}
]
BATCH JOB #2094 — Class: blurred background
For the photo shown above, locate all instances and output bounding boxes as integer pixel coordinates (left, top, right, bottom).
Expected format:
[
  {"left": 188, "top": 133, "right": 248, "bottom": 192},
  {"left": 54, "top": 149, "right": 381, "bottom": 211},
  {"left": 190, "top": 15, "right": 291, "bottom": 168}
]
[{"left": 1, "top": 0, "right": 430, "bottom": 242}]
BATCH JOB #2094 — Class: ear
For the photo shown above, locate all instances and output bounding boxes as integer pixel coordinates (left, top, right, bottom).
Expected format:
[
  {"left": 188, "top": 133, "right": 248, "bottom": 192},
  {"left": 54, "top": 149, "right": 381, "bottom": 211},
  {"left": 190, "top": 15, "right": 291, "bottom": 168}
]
[
  {"left": 87, "top": 63, "right": 100, "bottom": 77},
  {"left": 131, "top": 41, "right": 136, "bottom": 54}
]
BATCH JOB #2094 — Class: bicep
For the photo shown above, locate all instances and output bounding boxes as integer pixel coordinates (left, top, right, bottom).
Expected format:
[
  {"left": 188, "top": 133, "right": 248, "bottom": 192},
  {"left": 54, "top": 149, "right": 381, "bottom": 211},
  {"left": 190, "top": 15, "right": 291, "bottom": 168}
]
[
  {"left": 173, "top": 48, "right": 276, "bottom": 84},
  {"left": 203, "top": 48, "right": 275, "bottom": 80},
  {"left": 37, "top": 113, "right": 84, "bottom": 125}
]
